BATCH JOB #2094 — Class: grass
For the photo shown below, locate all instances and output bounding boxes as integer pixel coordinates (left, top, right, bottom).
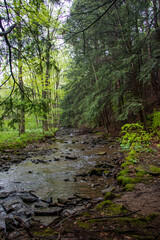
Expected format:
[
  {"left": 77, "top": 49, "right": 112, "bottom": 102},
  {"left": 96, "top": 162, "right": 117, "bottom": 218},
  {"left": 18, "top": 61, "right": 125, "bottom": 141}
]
[{"left": 0, "top": 129, "right": 57, "bottom": 150}]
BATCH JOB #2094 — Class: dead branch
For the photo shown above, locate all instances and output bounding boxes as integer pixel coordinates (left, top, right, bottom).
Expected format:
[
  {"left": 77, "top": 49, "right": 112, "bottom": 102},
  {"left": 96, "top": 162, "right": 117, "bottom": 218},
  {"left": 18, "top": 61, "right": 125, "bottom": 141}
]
[{"left": 82, "top": 210, "right": 141, "bottom": 221}]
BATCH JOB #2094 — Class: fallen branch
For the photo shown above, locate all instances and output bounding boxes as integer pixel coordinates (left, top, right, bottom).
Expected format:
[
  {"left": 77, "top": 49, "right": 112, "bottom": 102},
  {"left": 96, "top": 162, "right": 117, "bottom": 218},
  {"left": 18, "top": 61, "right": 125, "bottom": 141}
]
[{"left": 82, "top": 210, "right": 141, "bottom": 221}]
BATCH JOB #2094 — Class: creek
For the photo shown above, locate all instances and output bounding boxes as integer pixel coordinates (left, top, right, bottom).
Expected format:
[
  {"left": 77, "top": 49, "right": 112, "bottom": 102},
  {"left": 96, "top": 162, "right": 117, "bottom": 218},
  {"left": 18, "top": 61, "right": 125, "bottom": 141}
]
[
  {"left": 0, "top": 129, "right": 117, "bottom": 201},
  {"left": 0, "top": 128, "right": 120, "bottom": 231}
]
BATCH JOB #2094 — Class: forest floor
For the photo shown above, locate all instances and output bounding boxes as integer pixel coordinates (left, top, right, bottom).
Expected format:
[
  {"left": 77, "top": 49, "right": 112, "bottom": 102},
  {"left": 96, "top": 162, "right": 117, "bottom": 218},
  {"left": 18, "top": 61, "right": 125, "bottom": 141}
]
[{"left": 0, "top": 129, "right": 160, "bottom": 240}]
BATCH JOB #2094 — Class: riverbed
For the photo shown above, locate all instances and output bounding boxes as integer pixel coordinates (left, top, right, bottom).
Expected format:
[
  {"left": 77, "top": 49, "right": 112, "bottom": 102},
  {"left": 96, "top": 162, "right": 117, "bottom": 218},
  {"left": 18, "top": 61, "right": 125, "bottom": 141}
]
[{"left": 0, "top": 128, "right": 118, "bottom": 202}]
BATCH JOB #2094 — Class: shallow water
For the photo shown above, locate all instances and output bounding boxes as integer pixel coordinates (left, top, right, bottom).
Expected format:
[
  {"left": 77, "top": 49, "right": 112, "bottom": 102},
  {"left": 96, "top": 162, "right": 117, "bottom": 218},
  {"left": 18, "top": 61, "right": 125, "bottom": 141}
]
[{"left": 0, "top": 130, "right": 116, "bottom": 202}]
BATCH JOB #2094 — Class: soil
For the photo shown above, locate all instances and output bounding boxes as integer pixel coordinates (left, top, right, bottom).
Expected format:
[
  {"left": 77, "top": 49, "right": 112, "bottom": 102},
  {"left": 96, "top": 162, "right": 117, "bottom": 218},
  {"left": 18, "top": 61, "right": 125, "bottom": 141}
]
[{"left": 0, "top": 129, "right": 160, "bottom": 240}]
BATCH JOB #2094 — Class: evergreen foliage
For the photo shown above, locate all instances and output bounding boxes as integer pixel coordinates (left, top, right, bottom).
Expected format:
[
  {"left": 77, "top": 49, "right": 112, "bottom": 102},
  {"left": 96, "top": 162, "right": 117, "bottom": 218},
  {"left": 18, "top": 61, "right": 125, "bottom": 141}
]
[{"left": 61, "top": 0, "right": 160, "bottom": 129}]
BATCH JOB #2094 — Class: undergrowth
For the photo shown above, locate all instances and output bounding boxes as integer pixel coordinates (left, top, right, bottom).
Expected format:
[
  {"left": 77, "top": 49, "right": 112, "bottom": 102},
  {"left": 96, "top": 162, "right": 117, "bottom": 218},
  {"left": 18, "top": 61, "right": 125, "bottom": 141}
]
[
  {"left": 0, "top": 129, "right": 57, "bottom": 150},
  {"left": 118, "top": 110, "right": 160, "bottom": 189}
]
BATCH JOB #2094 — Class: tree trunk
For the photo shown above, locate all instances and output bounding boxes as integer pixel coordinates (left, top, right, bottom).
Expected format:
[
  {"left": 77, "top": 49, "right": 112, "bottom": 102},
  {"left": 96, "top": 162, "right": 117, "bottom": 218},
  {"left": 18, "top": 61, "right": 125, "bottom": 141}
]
[
  {"left": 17, "top": 0, "right": 25, "bottom": 135},
  {"left": 42, "top": 28, "right": 51, "bottom": 132},
  {"left": 153, "top": 0, "right": 158, "bottom": 29}
]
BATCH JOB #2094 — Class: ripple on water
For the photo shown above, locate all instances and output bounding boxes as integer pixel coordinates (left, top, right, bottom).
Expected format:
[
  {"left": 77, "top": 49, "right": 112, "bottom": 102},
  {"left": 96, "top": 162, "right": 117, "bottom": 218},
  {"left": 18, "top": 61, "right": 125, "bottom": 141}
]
[{"left": 0, "top": 133, "right": 116, "bottom": 202}]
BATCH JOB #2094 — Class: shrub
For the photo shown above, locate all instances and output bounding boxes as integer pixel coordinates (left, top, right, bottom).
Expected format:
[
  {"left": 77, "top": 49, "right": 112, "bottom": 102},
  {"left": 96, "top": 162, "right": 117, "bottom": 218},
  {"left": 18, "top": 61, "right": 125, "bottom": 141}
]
[{"left": 120, "top": 123, "right": 151, "bottom": 151}]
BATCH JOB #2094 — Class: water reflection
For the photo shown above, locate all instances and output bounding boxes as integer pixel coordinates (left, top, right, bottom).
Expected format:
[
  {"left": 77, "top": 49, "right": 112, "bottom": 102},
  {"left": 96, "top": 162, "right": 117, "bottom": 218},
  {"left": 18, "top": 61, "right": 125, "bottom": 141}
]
[{"left": 0, "top": 133, "right": 116, "bottom": 202}]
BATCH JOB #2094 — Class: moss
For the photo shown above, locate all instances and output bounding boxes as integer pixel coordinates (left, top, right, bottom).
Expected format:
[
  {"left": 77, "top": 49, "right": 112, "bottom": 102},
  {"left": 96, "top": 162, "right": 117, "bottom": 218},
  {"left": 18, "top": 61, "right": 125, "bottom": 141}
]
[
  {"left": 34, "top": 228, "right": 57, "bottom": 236},
  {"left": 96, "top": 200, "right": 113, "bottom": 208},
  {"left": 104, "top": 170, "right": 110, "bottom": 174},
  {"left": 149, "top": 165, "right": 160, "bottom": 174},
  {"left": 118, "top": 168, "right": 129, "bottom": 176},
  {"left": 117, "top": 175, "right": 135, "bottom": 185},
  {"left": 121, "top": 161, "right": 133, "bottom": 167},
  {"left": 82, "top": 212, "right": 90, "bottom": 217},
  {"left": 104, "top": 192, "right": 115, "bottom": 200},
  {"left": 77, "top": 220, "right": 90, "bottom": 229},
  {"left": 95, "top": 132, "right": 102, "bottom": 135},
  {"left": 123, "top": 183, "right": 135, "bottom": 191},
  {"left": 55, "top": 140, "right": 64, "bottom": 143},
  {"left": 107, "top": 204, "right": 127, "bottom": 215},
  {"left": 135, "top": 166, "right": 147, "bottom": 176},
  {"left": 118, "top": 214, "right": 158, "bottom": 228},
  {"left": 97, "top": 199, "right": 127, "bottom": 216},
  {"left": 131, "top": 235, "right": 152, "bottom": 240}
]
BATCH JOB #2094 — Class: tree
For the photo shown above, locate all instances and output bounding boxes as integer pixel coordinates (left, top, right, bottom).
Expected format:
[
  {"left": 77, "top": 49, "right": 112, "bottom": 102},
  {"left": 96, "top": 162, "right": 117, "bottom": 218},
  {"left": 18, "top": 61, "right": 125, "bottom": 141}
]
[
  {"left": 61, "top": 0, "right": 160, "bottom": 130},
  {"left": 0, "top": 0, "right": 63, "bottom": 134}
]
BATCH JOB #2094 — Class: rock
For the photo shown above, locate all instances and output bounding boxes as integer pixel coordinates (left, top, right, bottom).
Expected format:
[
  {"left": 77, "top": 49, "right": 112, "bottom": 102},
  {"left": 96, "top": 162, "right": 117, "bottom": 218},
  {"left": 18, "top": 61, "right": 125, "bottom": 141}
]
[
  {"left": 65, "top": 155, "right": 77, "bottom": 160},
  {"left": 89, "top": 169, "right": 103, "bottom": 176},
  {"left": 34, "top": 207, "right": 62, "bottom": 216},
  {"left": 0, "top": 192, "right": 10, "bottom": 199},
  {"left": 64, "top": 178, "right": 70, "bottom": 182},
  {"left": 18, "top": 192, "right": 38, "bottom": 203},
  {"left": 101, "top": 186, "right": 115, "bottom": 195},
  {"left": 34, "top": 202, "right": 49, "bottom": 208},
  {"left": 96, "top": 151, "right": 107, "bottom": 155},
  {"left": 74, "top": 193, "right": 91, "bottom": 200},
  {"left": 91, "top": 183, "right": 100, "bottom": 188},
  {"left": 57, "top": 198, "right": 68, "bottom": 205},
  {"left": 45, "top": 197, "right": 53, "bottom": 204}
]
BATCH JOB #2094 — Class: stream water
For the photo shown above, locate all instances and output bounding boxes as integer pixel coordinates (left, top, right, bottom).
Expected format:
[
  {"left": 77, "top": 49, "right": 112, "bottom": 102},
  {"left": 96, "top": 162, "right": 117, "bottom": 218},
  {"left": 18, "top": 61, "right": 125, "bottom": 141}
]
[{"left": 0, "top": 129, "right": 117, "bottom": 203}]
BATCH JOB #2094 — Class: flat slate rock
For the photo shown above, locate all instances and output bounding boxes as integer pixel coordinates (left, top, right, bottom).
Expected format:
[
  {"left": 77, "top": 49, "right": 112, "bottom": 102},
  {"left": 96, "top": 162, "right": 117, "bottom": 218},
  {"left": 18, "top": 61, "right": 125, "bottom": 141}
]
[
  {"left": 65, "top": 155, "right": 77, "bottom": 160},
  {"left": 0, "top": 192, "right": 10, "bottom": 199},
  {"left": 34, "top": 207, "right": 62, "bottom": 216}
]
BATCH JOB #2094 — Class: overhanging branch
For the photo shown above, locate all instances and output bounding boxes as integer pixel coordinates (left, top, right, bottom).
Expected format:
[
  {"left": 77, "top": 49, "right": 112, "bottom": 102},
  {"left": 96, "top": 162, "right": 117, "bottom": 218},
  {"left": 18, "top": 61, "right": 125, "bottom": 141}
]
[
  {"left": 63, "top": 0, "right": 119, "bottom": 45},
  {"left": 0, "top": 23, "right": 16, "bottom": 36}
]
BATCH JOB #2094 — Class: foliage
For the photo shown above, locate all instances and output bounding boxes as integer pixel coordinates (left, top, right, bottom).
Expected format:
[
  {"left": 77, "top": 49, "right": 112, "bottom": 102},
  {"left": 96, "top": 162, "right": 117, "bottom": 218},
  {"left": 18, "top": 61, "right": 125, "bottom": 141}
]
[
  {"left": 0, "top": 127, "right": 57, "bottom": 150},
  {"left": 61, "top": 0, "right": 160, "bottom": 129},
  {"left": 120, "top": 123, "right": 151, "bottom": 152},
  {"left": 0, "top": 0, "right": 67, "bottom": 135},
  {"left": 151, "top": 110, "right": 160, "bottom": 136}
]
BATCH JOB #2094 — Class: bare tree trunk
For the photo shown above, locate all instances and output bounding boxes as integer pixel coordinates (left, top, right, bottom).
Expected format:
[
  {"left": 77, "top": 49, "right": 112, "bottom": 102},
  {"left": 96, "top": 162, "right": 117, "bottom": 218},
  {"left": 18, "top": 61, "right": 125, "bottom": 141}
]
[
  {"left": 42, "top": 29, "right": 51, "bottom": 132},
  {"left": 17, "top": 0, "right": 25, "bottom": 135},
  {"left": 153, "top": 0, "right": 158, "bottom": 29}
]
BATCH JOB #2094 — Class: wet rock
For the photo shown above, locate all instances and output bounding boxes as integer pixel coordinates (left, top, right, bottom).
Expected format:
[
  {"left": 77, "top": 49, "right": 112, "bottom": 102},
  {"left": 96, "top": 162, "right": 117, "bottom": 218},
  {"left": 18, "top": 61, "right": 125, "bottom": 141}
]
[
  {"left": 65, "top": 155, "right": 77, "bottom": 160},
  {"left": 101, "top": 186, "right": 115, "bottom": 195},
  {"left": 34, "top": 202, "right": 49, "bottom": 208},
  {"left": 91, "top": 183, "right": 100, "bottom": 188},
  {"left": 89, "top": 169, "right": 103, "bottom": 176},
  {"left": 64, "top": 178, "right": 70, "bottom": 182},
  {"left": 31, "top": 159, "right": 48, "bottom": 164},
  {"left": 0, "top": 192, "right": 10, "bottom": 199},
  {"left": 76, "top": 172, "right": 88, "bottom": 177},
  {"left": 96, "top": 151, "right": 107, "bottom": 155},
  {"left": 57, "top": 198, "right": 68, "bottom": 205},
  {"left": 45, "top": 197, "right": 53, "bottom": 204},
  {"left": 19, "top": 192, "right": 38, "bottom": 203},
  {"left": 74, "top": 193, "right": 91, "bottom": 200},
  {"left": 34, "top": 207, "right": 62, "bottom": 216},
  {"left": 2, "top": 196, "right": 25, "bottom": 213},
  {"left": 96, "top": 163, "right": 114, "bottom": 169}
]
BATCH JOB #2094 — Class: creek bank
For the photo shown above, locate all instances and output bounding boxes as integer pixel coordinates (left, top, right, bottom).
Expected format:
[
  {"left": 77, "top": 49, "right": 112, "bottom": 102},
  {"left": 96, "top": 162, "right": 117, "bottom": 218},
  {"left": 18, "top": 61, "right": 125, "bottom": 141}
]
[{"left": 0, "top": 128, "right": 160, "bottom": 239}]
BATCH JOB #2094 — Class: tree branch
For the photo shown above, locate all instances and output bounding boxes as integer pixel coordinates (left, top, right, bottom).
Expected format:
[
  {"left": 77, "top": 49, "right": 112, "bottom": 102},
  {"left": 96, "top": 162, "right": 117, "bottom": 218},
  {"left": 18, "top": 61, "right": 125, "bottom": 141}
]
[
  {"left": 62, "top": 0, "right": 119, "bottom": 45},
  {"left": 0, "top": 74, "right": 11, "bottom": 88},
  {"left": 0, "top": 24, "right": 16, "bottom": 36}
]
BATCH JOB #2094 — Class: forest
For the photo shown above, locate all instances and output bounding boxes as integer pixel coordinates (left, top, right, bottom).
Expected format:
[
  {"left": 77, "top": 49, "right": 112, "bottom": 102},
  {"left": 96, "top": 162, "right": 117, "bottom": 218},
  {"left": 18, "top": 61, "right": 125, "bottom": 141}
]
[
  {"left": 61, "top": 0, "right": 160, "bottom": 131},
  {"left": 0, "top": 1, "right": 160, "bottom": 239},
  {"left": 0, "top": 0, "right": 160, "bottom": 143}
]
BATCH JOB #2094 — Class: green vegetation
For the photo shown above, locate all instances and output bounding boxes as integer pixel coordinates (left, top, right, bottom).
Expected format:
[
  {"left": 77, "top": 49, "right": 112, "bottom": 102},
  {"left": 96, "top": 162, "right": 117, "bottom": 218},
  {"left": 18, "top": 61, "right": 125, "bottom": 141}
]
[
  {"left": 34, "top": 228, "right": 58, "bottom": 237},
  {"left": 61, "top": 0, "right": 160, "bottom": 131},
  {"left": 117, "top": 111, "right": 160, "bottom": 189},
  {"left": 120, "top": 123, "right": 151, "bottom": 152}
]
